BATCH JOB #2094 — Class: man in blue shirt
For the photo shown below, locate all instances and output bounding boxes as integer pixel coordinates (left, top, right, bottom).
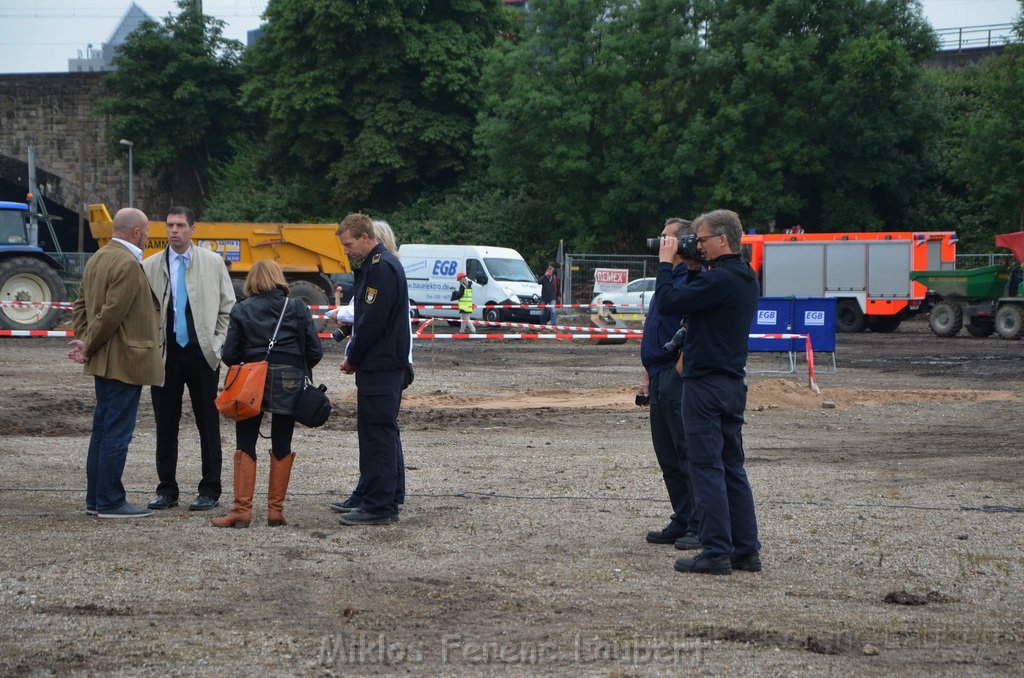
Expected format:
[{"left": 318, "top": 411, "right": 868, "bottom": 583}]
[
  {"left": 655, "top": 209, "right": 762, "bottom": 575},
  {"left": 639, "top": 218, "right": 700, "bottom": 551}
]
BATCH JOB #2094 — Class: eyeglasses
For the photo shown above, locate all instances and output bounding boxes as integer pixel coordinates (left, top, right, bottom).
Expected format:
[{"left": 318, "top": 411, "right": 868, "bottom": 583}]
[{"left": 695, "top": 234, "right": 723, "bottom": 244}]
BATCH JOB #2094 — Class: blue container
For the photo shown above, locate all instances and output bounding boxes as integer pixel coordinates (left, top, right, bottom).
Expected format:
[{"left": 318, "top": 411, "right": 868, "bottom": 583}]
[
  {"left": 748, "top": 297, "right": 796, "bottom": 352},
  {"left": 792, "top": 297, "right": 836, "bottom": 352}
]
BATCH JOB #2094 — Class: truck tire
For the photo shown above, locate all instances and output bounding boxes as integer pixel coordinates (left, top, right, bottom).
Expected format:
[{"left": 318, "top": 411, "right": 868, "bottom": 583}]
[
  {"left": 965, "top": 319, "right": 995, "bottom": 337},
  {"left": 867, "top": 315, "right": 902, "bottom": 333},
  {"left": 0, "top": 256, "right": 67, "bottom": 331},
  {"left": 288, "top": 279, "right": 329, "bottom": 331},
  {"left": 483, "top": 305, "right": 501, "bottom": 323},
  {"left": 928, "top": 301, "right": 963, "bottom": 337},
  {"left": 836, "top": 300, "right": 867, "bottom": 333},
  {"left": 995, "top": 304, "right": 1024, "bottom": 340}
]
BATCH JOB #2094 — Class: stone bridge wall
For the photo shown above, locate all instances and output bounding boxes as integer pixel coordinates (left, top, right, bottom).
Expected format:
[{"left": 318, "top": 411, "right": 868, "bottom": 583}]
[{"left": 0, "top": 72, "right": 163, "bottom": 240}]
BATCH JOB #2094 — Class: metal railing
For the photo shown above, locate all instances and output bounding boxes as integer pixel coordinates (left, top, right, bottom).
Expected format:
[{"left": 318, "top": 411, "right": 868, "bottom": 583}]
[
  {"left": 955, "top": 253, "right": 1014, "bottom": 269},
  {"left": 935, "top": 23, "right": 1018, "bottom": 51}
]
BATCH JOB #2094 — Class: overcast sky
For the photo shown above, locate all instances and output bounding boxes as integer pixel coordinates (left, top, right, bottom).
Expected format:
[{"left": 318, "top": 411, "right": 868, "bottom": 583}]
[{"left": 0, "top": 0, "right": 1020, "bottom": 75}]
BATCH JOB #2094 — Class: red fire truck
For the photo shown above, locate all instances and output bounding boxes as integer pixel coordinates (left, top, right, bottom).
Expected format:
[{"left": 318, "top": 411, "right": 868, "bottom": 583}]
[{"left": 740, "top": 231, "right": 958, "bottom": 332}]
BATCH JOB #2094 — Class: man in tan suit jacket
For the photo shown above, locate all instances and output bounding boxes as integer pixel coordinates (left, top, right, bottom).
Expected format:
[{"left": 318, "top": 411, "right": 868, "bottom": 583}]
[
  {"left": 69, "top": 207, "right": 163, "bottom": 519},
  {"left": 142, "top": 206, "right": 234, "bottom": 511}
]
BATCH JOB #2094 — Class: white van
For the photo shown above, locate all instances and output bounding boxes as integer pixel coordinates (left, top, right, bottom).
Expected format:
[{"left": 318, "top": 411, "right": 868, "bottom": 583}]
[{"left": 398, "top": 244, "right": 546, "bottom": 322}]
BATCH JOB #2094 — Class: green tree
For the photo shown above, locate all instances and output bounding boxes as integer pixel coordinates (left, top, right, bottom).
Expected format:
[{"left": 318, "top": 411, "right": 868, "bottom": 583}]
[
  {"left": 204, "top": 138, "right": 313, "bottom": 222},
  {"left": 907, "top": 65, "right": 994, "bottom": 253},
  {"left": 477, "top": 0, "right": 705, "bottom": 251},
  {"left": 391, "top": 178, "right": 557, "bottom": 264},
  {"left": 913, "top": 3, "right": 1024, "bottom": 253},
  {"left": 476, "top": 0, "right": 940, "bottom": 251},
  {"left": 950, "top": 42, "right": 1024, "bottom": 235},
  {"left": 243, "top": 0, "right": 507, "bottom": 213},
  {"left": 98, "top": 0, "right": 248, "bottom": 208},
  {"left": 676, "top": 0, "right": 938, "bottom": 231}
]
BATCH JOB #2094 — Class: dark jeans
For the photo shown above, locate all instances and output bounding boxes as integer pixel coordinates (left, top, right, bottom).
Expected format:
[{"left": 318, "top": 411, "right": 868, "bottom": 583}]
[
  {"left": 682, "top": 373, "right": 760, "bottom": 558},
  {"left": 649, "top": 367, "right": 697, "bottom": 534},
  {"left": 151, "top": 343, "right": 222, "bottom": 500},
  {"left": 355, "top": 368, "right": 405, "bottom": 515},
  {"left": 236, "top": 413, "right": 295, "bottom": 461},
  {"left": 86, "top": 376, "right": 143, "bottom": 512}
]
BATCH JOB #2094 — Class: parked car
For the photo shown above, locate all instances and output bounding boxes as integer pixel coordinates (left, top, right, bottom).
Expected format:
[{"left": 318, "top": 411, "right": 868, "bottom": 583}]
[{"left": 591, "top": 277, "right": 656, "bottom": 314}]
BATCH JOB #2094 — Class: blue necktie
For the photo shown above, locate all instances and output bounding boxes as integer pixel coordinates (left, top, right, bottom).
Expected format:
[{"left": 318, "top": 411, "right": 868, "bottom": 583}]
[{"left": 175, "top": 254, "right": 189, "bottom": 347}]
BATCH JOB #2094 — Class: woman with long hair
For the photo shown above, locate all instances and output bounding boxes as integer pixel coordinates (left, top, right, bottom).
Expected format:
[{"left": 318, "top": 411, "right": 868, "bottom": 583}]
[{"left": 212, "top": 260, "right": 323, "bottom": 527}]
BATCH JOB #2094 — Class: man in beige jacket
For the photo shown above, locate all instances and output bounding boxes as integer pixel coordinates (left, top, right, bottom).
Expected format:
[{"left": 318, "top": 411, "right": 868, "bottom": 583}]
[
  {"left": 69, "top": 207, "right": 163, "bottom": 519},
  {"left": 142, "top": 206, "right": 235, "bottom": 511}
]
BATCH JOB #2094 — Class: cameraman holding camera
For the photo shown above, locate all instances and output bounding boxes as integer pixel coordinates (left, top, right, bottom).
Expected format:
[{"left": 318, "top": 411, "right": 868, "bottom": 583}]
[
  {"left": 655, "top": 209, "right": 761, "bottom": 576},
  {"left": 639, "top": 218, "right": 700, "bottom": 551}
]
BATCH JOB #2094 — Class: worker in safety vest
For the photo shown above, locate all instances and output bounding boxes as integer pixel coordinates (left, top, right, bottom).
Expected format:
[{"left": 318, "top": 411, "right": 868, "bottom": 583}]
[{"left": 452, "top": 272, "right": 476, "bottom": 334}]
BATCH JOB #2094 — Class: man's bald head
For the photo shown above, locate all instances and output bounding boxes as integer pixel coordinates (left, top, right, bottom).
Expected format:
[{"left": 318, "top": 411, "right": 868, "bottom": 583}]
[{"left": 112, "top": 208, "right": 150, "bottom": 249}]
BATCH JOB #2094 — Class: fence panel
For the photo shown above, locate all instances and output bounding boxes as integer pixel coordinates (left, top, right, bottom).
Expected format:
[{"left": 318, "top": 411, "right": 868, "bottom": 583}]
[{"left": 563, "top": 253, "right": 659, "bottom": 308}]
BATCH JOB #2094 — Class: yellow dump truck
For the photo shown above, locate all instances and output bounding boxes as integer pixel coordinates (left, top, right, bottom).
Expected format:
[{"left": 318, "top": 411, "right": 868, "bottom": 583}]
[{"left": 87, "top": 204, "right": 351, "bottom": 312}]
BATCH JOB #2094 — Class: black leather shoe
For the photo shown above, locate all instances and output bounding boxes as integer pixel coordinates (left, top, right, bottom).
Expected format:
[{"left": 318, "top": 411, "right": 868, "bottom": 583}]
[
  {"left": 646, "top": 525, "right": 687, "bottom": 544},
  {"left": 731, "top": 551, "right": 763, "bottom": 572},
  {"left": 339, "top": 508, "right": 392, "bottom": 526},
  {"left": 674, "top": 552, "right": 732, "bottom": 575},
  {"left": 189, "top": 496, "right": 219, "bottom": 511},
  {"left": 147, "top": 495, "right": 178, "bottom": 510},
  {"left": 674, "top": 533, "right": 702, "bottom": 550}
]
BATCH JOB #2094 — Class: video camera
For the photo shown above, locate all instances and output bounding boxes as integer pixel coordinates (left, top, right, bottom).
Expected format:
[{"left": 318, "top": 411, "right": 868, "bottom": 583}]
[
  {"left": 331, "top": 325, "right": 352, "bottom": 343},
  {"left": 646, "top": 234, "right": 700, "bottom": 259}
]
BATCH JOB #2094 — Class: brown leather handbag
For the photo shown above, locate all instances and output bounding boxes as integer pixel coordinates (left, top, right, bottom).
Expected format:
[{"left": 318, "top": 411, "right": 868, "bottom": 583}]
[{"left": 215, "top": 300, "right": 289, "bottom": 421}]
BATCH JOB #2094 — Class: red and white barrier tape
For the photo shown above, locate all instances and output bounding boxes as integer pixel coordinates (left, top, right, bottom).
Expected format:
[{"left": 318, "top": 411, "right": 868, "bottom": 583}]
[
  {"left": 414, "top": 318, "right": 435, "bottom": 337},
  {"left": 0, "top": 300, "right": 75, "bottom": 309},
  {"left": 748, "top": 333, "right": 819, "bottom": 393},
  {"left": 0, "top": 328, "right": 820, "bottom": 391},
  {"left": 474, "top": 319, "right": 638, "bottom": 334},
  {"left": 406, "top": 302, "right": 645, "bottom": 310},
  {"left": 0, "top": 330, "right": 74, "bottom": 337},
  {"left": 414, "top": 332, "right": 640, "bottom": 340},
  {"left": 0, "top": 300, "right": 645, "bottom": 312},
  {"left": 0, "top": 328, "right": 638, "bottom": 341}
]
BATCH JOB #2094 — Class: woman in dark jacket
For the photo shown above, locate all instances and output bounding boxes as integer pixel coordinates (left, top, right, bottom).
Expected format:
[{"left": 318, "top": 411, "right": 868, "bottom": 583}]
[{"left": 212, "top": 260, "right": 323, "bottom": 528}]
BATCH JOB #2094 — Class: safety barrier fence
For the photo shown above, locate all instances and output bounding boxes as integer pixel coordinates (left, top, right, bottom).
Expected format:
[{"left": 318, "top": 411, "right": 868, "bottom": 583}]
[
  {"left": 0, "top": 301, "right": 645, "bottom": 314},
  {"left": 0, "top": 328, "right": 642, "bottom": 341},
  {"left": 0, "top": 327, "right": 819, "bottom": 391},
  {"left": 748, "top": 334, "right": 820, "bottom": 393}
]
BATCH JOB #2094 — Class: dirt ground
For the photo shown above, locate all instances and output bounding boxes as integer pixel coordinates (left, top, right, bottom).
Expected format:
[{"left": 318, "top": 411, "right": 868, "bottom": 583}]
[{"left": 1, "top": 315, "right": 1022, "bottom": 676}]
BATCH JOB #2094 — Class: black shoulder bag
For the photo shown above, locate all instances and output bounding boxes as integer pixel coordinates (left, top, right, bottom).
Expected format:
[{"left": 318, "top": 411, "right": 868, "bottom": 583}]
[{"left": 292, "top": 299, "right": 333, "bottom": 427}]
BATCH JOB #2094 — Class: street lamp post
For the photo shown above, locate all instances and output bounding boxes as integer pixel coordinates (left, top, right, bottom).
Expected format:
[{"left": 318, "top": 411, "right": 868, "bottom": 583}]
[{"left": 119, "top": 139, "right": 134, "bottom": 207}]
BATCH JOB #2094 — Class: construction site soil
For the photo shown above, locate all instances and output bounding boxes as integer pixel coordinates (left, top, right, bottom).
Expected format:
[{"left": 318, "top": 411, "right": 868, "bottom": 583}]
[{"left": 1, "top": 315, "right": 1022, "bottom": 676}]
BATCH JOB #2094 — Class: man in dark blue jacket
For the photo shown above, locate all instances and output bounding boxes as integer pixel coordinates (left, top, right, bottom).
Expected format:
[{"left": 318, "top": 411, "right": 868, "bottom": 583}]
[
  {"left": 655, "top": 209, "right": 762, "bottom": 575},
  {"left": 640, "top": 218, "right": 700, "bottom": 551},
  {"left": 337, "top": 213, "right": 412, "bottom": 526}
]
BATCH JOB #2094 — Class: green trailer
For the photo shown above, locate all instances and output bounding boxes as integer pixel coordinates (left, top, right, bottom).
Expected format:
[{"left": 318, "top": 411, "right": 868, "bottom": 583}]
[{"left": 910, "top": 233, "right": 1024, "bottom": 339}]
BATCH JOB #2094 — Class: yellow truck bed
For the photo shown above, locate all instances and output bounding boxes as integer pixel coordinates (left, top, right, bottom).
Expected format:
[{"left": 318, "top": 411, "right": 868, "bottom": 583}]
[{"left": 87, "top": 204, "right": 351, "bottom": 278}]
